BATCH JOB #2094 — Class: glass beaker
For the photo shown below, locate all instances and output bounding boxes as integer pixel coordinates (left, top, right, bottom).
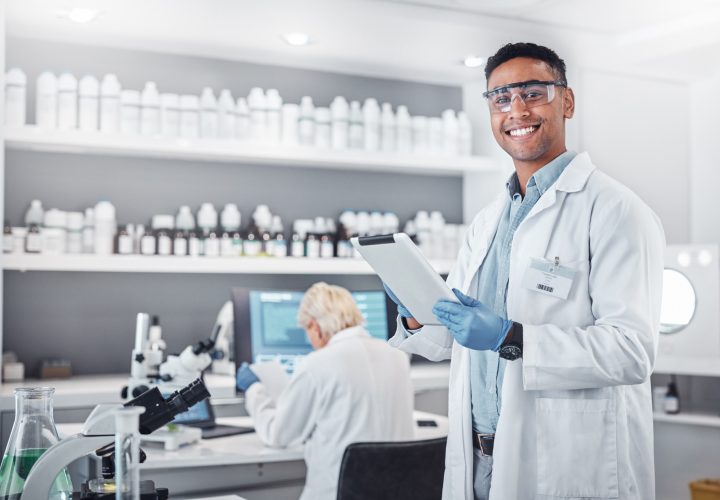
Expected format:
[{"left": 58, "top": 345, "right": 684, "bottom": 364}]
[{"left": 0, "top": 387, "right": 73, "bottom": 500}]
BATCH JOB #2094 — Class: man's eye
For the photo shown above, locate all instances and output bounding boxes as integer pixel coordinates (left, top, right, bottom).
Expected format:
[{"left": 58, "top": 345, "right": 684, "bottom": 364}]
[
  {"left": 494, "top": 96, "right": 510, "bottom": 105},
  {"left": 525, "top": 91, "right": 544, "bottom": 100}
]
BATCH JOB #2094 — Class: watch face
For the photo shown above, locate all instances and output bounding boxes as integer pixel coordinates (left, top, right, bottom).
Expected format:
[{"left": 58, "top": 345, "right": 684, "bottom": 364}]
[{"left": 499, "top": 344, "right": 522, "bottom": 360}]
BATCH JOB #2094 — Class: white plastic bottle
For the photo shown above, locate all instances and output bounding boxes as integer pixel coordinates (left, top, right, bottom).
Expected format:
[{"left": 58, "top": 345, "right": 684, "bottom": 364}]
[
  {"left": 429, "top": 117, "right": 444, "bottom": 154},
  {"left": 396, "top": 105, "right": 412, "bottom": 153},
  {"left": 36, "top": 72, "right": 58, "bottom": 129},
  {"left": 66, "top": 212, "right": 84, "bottom": 254},
  {"left": 380, "top": 102, "right": 396, "bottom": 152},
  {"left": 100, "top": 74, "right": 122, "bottom": 134},
  {"left": 197, "top": 202, "right": 218, "bottom": 256},
  {"left": 265, "top": 89, "right": 282, "bottom": 144},
  {"left": 220, "top": 204, "right": 242, "bottom": 257},
  {"left": 458, "top": 111, "right": 473, "bottom": 156},
  {"left": 57, "top": 73, "right": 78, "bottom": 130},
  {"left": 120, "top": 90, "right": 141, "bottom": 135},
  {"left": 43, "top": 209, "right": 68, "bottom": 254},
  {"left": 412, "top": 116, "right": 429, "bottom": 154},
  {"left": 180, "top": 94, "right": 200, "bottom": 139},
  {"left": 314, "top": 107, "right": 331, "bottom": 149},
  {"left": 152, "top": 215, "right": 175, "bottom": 256},
  {"left": 281, "top": 103, "right": 299, "bottom": 146},
  {"left": 236, "top": 97, "right": 251, "bottom": 141},
  {"left": 141, "top": 82, "right": 161, "bottom": 137},
  {"left": 442, "top": 109, "right": 459, "bottom": 156},
  {"left": 25, "top": 200, "right": 45, "bottom": 227},
  {"left": 348, "top": 101, "right": 364, "bottom": 149},
  {"left": 298, "top": 96, "right": 315, "bottom": 146},
  {"left": 78, "top": 75, "right": 100, "bottom": 131},
  {"left": 82, "top": 208, "right": 95, "bottom": 253},
  {"left": 270, "top": 215, "right": 287, "bottom": 258},
  {"left": 363, "top": 98, "right": 380, "bottom": 151},
  {"left": 160, "top": 93, "right": 180, "bottom": 138},
  {"left": 330, "top": 96, "right": 349, "bottom": 150},
  {"left": 200, "top": 87, "right": 219, "bottom": 139},
  {"left": 94, "top": 201, "right": 117, "bottom": 255},
  {"left": 5, "top": 68, "right": 27, "bottom": 126},
  {"left": 247, "top": 87, "right": 267, "bottom": 144},
  {"left": 217, "top": 89, "right": 236, "bottom": 140}
]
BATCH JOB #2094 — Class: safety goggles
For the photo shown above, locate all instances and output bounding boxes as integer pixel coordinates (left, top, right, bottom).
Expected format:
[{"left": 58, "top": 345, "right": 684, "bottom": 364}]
[{"left": 483, "top": 80, "right": 566, "bottom": 114}]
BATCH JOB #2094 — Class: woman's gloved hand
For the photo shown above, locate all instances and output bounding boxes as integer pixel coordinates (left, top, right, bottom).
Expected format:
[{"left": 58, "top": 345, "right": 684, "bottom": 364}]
[
  {"left": 236, "top": 362, "right": 260, "bottom": 392},
  {"left": 382, "top": 282, "right": 412, "bottom": 319},
  {"left": 432, "top": 288, "right": 512, "bottom": 351}
]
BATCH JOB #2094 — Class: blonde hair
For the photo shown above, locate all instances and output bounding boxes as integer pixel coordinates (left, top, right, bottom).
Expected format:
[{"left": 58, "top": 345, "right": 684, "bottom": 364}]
[{"left": 297, "top": 282, "right": 364, "bottom": 337}]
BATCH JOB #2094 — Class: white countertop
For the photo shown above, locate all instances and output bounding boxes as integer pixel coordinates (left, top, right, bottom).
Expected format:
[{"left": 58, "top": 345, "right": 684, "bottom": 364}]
[
  {"left": 0, "top": 363, "right": 452, "bottom": 411},
  {"left": 58, "top": 411, "right": 449, "bottom": 470}
]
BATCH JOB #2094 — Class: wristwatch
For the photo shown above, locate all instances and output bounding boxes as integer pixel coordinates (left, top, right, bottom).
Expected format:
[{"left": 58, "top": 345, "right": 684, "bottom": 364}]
[{"left": 498, "top": 322, "right": 523, "bottom": 360}]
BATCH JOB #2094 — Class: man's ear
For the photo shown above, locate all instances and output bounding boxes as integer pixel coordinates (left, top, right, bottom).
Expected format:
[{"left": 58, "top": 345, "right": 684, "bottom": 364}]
[{"left": 563, "top": 87, "right": 575, "bottom": 119}]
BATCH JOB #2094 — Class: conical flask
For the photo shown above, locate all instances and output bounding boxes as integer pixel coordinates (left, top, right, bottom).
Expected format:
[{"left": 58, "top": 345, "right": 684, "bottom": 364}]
[{"left": 0, "top": 387, "right": 73, "bottom": 500}]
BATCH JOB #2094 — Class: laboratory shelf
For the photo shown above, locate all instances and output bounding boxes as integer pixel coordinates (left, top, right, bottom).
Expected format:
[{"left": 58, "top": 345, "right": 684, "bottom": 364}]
[
  {"left": 1, "top": 253, "right": 455, "bottom": 275},
  {"left": 653, "top": 411, "right": 720, "bottom": 428},
  {"left": 5, "top": 126, "right": 498, "bottom": 177}
]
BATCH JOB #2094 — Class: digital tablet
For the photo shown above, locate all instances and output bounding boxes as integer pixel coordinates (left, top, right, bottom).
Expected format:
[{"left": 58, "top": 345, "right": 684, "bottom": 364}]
[{"left": 351, "top": 233, "right": 457, "bottom": 325}]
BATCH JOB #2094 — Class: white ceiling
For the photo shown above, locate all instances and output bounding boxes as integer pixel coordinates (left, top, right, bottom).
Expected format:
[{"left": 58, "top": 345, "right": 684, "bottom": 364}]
[{"left": 7, "top": 0, "right": 720, "bottom": 85}]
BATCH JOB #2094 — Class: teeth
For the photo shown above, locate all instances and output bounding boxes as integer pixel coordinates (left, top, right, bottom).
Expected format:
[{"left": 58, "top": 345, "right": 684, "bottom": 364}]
[{"left": 509, "top": 126, "right": 536, "bottom": 137}]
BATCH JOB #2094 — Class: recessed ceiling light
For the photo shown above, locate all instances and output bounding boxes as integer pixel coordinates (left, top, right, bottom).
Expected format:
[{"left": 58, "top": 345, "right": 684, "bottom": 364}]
[
  {"left": 58, "top": 8, "right": 100, "bottom": 24},
  {"left": 463, "top": 55, "right": 485, "bottom": 68},
  {"left": 282, "top": 32, "right": 312, "bottom": 47}
]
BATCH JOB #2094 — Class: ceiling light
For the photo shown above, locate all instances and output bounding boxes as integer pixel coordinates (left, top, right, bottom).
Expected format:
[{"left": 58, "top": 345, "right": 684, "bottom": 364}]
[
  {"left": 282, "top": 32, "right": 311, "bottom": 47},
  {"left": 59, "top": 8, "right": 100, "bottom": 24},
  {"left": 462, "top": 55, "right": 485, "bottom": 68}
]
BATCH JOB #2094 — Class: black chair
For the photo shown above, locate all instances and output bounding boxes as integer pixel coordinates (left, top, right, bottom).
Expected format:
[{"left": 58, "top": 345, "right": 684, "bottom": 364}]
[{"left": 336, "top": 437, "right": 447, "bottom": 500}]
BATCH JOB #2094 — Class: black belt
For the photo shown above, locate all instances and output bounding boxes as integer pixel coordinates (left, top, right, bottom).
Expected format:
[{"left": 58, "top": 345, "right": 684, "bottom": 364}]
[{"left": 472, "top": 433, "right": 494, "bottom": 456}]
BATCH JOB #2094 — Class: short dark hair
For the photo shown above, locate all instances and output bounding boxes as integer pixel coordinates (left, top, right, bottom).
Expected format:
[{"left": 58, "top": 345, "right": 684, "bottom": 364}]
[{"left": 485, "top": 42, "right": 567, "bottom": 87}]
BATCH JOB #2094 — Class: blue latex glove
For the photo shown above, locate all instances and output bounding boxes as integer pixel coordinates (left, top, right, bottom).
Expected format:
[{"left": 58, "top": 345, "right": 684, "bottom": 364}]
[
  {"left": 382, "top": 282, "right": 412, "bottom": 319},
  {"left": 432, "top": 289, "right": 513, "bottom": 351},
  {"left": 236, "top": 362, "right": 260, "bottom": 392}
]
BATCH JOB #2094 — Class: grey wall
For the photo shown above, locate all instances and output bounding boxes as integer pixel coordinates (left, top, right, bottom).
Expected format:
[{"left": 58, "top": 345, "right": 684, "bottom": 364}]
[{"left": 3, "top": 38, "right": 463, "bottom": 376}]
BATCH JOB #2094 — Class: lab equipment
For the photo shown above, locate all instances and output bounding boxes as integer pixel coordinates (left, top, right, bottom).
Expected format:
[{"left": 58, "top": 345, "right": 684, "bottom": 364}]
[
  {"left": 208, "top": 300, "right": 236, "bottom": 376},
  {"left": 114, "top": 406, "right": 144, "bottom": 499},
  {"left": 124, "top": 313, "right": 163, "bottom": 399},
  {"left": 266, "top": 89, "right": 282, "bottom": 143},
  {"left": 36, "top": 72, "right": 58, "bottom": 129},
  {"left": 232, "top": 287, "right": 390, "bottom": 373},
  {"left": 78, "top": 75, "right": 99, "bottom": 131},
  {"left": 363, "top": 98, "right": 380, "bottom": 151},
  {"left": 248, "top": 87, "right": 267, "bottom": 143},
  {"left": 655, "top": 244, "right": 720, "bottom": 376},
  {"left": 433, "top": 289, "right": 512, "bottom": 351},
  {"left": 396, "top": 105, "right": 412, "bottom": 153},
  {"left": 200, "top": 87, "right": 218, "bottom": 139},
  {"left": 380, "top": 102, "right": 396, "bottom": 152},
  {"left": 19, "top": 379, "right": 209, "bottom": 500},
  {"left": 664, "top": 375, "right": 680, "bottom": 414},
  {"left": 168, "top": 397, "right": 252, "bottom": 439},
  {"left": 5, "top": 68, "right": 27, "bottom": 126},
  {"left": 25, "top": 199, "right": 46, "bottom": 225},
  {"left": 330, "top": 96, "right": 349, "bottom": 150},
  {"left": 348, "top": 101, "right": 364, "bottom": 149},
  {"left": 66, "top": 211, "right": 84, "bottom": 254},
  {"left": 94, "top": 201, "right": 117, "bottom": 255},
  {"left": 82, "top": 208, "right": 95, "bottom": 253},
  {"left": 352, "top": 233, "right": 456, "bottom": 325},
  {"left": 179, "top": 94, "right": 200, "bottom": 139},
  {"left": 57, "top": 73, "right": 78, "bottom": 130},
  {"left": 141, "top": 82, "right": 161, "bottom": 137},
  {"left": 0, "top": 387, "right": 72, "bottom": 500},
  {"left": 217, "top": 89, "right": 236, "bottom": 140},
  {"left": 100, "top": 74, "right": 122, "bottom": 134},
  {"left": 298, "top": 96, "right": 315, "bottom": 146},
  {"left": 43, "top": 209, "right": 68, "bottom": 255},
  {"left": 120, "top": 90, "right": 141, "bottom": 135},
  {"left": 482, "top": 80, "right": 565, "bottom": 114}
]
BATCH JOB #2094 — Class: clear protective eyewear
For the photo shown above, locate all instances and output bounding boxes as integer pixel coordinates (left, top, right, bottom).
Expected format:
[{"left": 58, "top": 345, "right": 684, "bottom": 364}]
[{"left": 483, "top": 80, "right": 566, "bottom": 114}]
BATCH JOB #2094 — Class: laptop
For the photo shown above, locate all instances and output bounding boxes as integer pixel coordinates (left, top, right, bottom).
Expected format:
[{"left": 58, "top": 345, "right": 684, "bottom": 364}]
[{"left": 171, "top": 397, "right": 254, "bottom": 439}]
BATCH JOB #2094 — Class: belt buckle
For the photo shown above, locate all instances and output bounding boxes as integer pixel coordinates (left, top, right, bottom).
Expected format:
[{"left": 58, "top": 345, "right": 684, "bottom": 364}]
[{"left": 476, "top": 433, "right": 494, "bottom": 457}]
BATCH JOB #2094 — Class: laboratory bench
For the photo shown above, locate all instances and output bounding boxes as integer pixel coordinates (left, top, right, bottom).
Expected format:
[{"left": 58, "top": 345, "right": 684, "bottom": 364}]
[{"left": 57, "top": 412, "right": 449, "bottom": 499}]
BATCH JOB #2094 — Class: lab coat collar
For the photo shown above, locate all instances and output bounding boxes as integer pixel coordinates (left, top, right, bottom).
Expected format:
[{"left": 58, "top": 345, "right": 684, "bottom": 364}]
[
  {"left": 553, "top": 151, "right": 595, "bottom": 193},
  {"left": 327, "top": 325, "right": 369, "bottom": 346}
]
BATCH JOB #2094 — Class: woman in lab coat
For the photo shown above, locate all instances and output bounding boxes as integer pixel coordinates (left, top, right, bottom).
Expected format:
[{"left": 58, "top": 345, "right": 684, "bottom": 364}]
[{"left": 237, "top": 282, "right": 414, "bottom": 500}]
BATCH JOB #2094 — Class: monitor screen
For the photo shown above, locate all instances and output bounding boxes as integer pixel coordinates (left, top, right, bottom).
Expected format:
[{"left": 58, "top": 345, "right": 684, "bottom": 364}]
[
  {"left": 233, "top": 288, "right": 390, "bottom": 374},
  {"left": 168, "top": 397, "right": 211, "bottom": 425}
]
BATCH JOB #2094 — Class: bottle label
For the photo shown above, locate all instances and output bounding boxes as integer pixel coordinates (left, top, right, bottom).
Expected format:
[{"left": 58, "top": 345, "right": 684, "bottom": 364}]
[
  {"left": 320, "top": 241, "right": 334, "bottom": 259},
  {"left": 26, "top": 233, "right": 43, "bottom": 253},
  {"left": 664, "top": 397, "right": 679, "bottom": 413},
  {"left": 220, "top": 238, "right": 236, "bottom": 257},
  {"left": 205, "top": 238, "right": 220, "bottom": 257},
  {"left": 243, "top": 240, "right": 262, "bottom": 257},
  {"left": 291, "top": 240, "right": 305, "bottom": 258},
  {"left": 157, "top": 235, "right": 172, "bottom": 255},
  {"left": 141, "top": 236, "right": 156, "bottom": 255},
  {"left": 174, "top": 238, "right": 188, "bottom": 256},
  {"left": 273, "top": 241, "right": 288, "bottom": 258},
  {"left": 188, "top": 238, "right": 201, "bottom": 256},
  {"left": 306, "top": 240, "right": 321, "bottom": 258},
  {"left": 3, "top": 234, "right": 14, "bottom": 253}
]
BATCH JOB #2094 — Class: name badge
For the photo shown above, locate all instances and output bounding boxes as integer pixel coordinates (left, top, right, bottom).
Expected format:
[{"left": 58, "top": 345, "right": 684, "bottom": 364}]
[{"left": 522, "top": 257, "right": 577, "bottom": 300}]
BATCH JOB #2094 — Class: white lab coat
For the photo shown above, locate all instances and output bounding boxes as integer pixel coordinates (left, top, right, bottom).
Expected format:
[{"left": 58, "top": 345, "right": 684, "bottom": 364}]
[
  {"left": 390, "top": 152, "right": 665, "bottom": 500},
  {"left": 245, "top": 326, "right": 415, "bottom": 500}
]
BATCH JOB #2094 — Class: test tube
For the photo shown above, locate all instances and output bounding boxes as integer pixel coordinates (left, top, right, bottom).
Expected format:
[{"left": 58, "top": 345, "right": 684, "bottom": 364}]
[{"left": 114, "top": 406, "right": 145, "bottom": 500}]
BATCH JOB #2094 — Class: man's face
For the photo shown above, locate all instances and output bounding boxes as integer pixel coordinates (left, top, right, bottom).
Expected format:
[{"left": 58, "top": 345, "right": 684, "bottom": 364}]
[{"left": 487, "top": 57, "right": 574, "bottom": 166}]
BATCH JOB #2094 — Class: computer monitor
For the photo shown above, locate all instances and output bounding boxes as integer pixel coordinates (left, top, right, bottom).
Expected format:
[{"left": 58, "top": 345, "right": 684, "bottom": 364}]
[{"left": 233, "top": 288, "right": 391, "bottom": 374}]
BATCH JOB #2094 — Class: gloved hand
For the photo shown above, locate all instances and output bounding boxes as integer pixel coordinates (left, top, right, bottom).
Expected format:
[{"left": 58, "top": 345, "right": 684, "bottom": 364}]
[
  {"left": 236, "top": 362, "right": 260, "bottom": 392},
  {"left": 383, "top": 282, "right": 412, "bottom": 319},
  {"left": 432, "top": 289, "right": 512, "bottom": 351}
]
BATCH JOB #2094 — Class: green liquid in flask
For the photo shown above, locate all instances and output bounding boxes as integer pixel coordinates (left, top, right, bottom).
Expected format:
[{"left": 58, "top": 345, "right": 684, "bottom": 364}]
[{"left": 0, "top": 448, "right": 72, "bottom": 500}]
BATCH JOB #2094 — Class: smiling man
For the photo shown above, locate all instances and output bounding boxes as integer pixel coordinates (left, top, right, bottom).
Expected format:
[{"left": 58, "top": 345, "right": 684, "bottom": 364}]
[{"left": 386, "top": 43, "right": 666, "bottom": 499}]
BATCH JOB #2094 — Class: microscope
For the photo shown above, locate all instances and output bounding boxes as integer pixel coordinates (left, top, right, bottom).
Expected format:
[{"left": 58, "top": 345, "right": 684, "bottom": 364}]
[{"left": 21, "top": 379, "right": 210, "bottom": 500}]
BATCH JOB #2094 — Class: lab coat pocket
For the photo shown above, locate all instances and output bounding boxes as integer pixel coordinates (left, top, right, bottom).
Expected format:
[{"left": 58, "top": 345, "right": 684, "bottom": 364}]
[{"left": 536, "top": 398, "right": 618, "bottom": 498}]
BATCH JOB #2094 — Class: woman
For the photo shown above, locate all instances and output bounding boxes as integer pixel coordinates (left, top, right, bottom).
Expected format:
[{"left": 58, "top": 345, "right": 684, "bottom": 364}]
[{"left": 236, "top": 282, "right": 414, "bottom": 500}]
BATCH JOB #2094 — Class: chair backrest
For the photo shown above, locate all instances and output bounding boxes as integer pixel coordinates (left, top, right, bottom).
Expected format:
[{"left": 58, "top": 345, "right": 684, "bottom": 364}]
[{"left": 336, "top": 437, "right": 447, "bottom": 500}]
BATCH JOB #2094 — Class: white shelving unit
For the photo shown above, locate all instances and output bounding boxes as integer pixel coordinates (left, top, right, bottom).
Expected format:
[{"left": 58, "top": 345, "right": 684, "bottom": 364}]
[
  {"left": 2, "top": 253, "right": 455, "bottom": 275},
  {"left": 5, "top": 126, "right": 497, "bottom": 177},
  {"left": 653, "top": 411, "right": 720, "bottom": 428}
]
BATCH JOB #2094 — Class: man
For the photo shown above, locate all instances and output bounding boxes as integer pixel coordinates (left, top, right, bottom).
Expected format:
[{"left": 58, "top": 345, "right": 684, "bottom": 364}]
[
  {"left": 386, "top": 42, "right": 664, "bottom": 500},
  {"left": 236, "top": 282, "right": 414, "bottom": 500}
]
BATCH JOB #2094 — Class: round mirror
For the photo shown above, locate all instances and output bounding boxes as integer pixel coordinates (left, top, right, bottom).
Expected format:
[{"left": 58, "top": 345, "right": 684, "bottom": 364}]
[{"left": 659, "top": 268, "right": 696, "bottom": 334}]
